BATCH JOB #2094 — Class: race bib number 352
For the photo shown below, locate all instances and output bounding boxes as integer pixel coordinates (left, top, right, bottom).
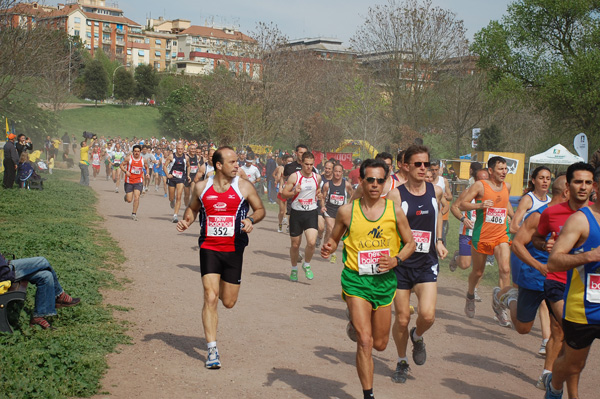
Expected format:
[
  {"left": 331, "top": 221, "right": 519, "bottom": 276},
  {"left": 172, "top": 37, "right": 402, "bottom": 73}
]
[
  {"left": 357, "top": 249, "right": 390, "bottom": 275},
  {"left": 207, "top": 215, "right": 235, "bottom": 237}
]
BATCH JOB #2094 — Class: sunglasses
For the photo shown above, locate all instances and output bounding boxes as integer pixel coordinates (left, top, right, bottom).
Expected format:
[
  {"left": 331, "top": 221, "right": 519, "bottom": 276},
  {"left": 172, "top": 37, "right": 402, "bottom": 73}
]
[
  {"left": 410, "top": 162, "right": 431, "bottom": 168},
  {"left": 365, "top": 177, "right": 386, "bottom": 184}
]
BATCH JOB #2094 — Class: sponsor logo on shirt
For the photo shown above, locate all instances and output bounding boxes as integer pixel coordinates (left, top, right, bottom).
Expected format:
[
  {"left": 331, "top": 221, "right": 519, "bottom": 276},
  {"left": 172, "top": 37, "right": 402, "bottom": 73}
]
[
  {"left": 213, "top": 202, "right": 227, "bottom": 211},
  {"left": 206, "top": 195, "right": 218, "bottom": 200}
]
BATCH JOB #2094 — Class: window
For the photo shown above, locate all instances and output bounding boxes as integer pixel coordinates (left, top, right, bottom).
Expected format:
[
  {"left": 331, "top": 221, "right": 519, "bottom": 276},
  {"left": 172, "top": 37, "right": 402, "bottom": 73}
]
[
  {"left": 94, "top": 32, "right": 99, "bottom": 38},
  {"left": 103, "top": 45, "right": 110, "bottom": 53},
  {"left": 103, "top": 33, "right": 110, "bottom": 41},
  {"left": 127, "top": 49, "right": 132, "bottom": 55},
  {"left": 116, "top": 24, "right": 123, "bottom": 30},
  {"left": 155, "top": 39, "right": 161, "bottom": 45},
  {"left": 171, "top": 53, "right": 176, "bottom": 58},
  {"left": 87, "top": 20, "right": 91, "bottom": 26},
  {"left": 74, "top": 17, "right": 81, "bottom": 24},
  {"left": 138, "top": 50, "right": 145, "bottom": 56},
  {"left": 210, "top": 59, "right": 214, "bottom": 66},
  {"left": 246, "top": 63, "right": 250, "bottom": 73},
  {"left": 86, "top": 32, "right": 92, "bottom": 38},
  {"left": 155, "top": 51, "right": 161, "bottom": 57},
  {"left": 154, "top": 62, "right": 160, "bottom": 70},
  {"left": 172, "top": 41, "right": 177, "bottom": 46},
  {"left": 145, "top": 38, "right": 149, "bottom": 44},
  {"left": 94, "top": 21, "right": 99, "bottom": 26}
]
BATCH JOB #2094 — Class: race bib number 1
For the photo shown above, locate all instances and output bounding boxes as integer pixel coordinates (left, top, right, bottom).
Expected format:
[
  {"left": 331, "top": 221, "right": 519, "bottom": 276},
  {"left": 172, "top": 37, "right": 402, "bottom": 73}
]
[
  {"left": 357, "top": 249, "right": 390, "bottom": 275},
  {"left": 486, "top": 207, "right": 507, "bottom": 224},
  {"left": 207, "top": 215, "right": 235, "bottom": 237},
  {"left": 412, "top": 230, "right": 431, "bottom": 253},
  {"left": 586, "top": 273, "right": 600, "bottom": 304}
]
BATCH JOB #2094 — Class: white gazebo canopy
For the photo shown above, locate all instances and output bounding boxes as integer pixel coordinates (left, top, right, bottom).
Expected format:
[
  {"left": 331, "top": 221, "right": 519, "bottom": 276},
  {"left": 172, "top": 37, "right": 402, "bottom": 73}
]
[{"left": 528, "top": 144, "right": 584, "bottom": 173}]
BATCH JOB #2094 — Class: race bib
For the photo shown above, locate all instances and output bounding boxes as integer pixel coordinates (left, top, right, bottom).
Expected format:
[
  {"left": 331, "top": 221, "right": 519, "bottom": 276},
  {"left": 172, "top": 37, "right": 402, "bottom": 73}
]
[
  {"left": 207, "top": 215, "right": 235, "bottom": 237},
  {"left": 485, "top": 207, "right": 507, "bottom": 224},
  {"left": 299, "top": 198, "right": 314, "bottom": 210},
  {"left": 586, "top": 273, "right": 600, "bottom": 304},
  {"left": 330, "top": 194, "right": 345, "bottom": 206},
  {"left": 172, "top": 170, "right": 183, "bottom": 179},
  {"left": 131, "top": 166, "right": 142, "bottom": 175},
  {"left": 412, "top": 230, "right": 431, "bottom": 253},
  {"left": 357, "top": 249, "right": 390, "bottom": 275},
  {"left": 190, "top": 165, "right": 199, "bottom": 174}
]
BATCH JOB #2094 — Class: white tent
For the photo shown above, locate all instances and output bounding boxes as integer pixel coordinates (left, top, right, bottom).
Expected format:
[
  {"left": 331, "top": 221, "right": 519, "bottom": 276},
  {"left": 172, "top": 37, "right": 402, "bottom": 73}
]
[{"left": 528, "top": 144, "right": 584, "bottom": 174}]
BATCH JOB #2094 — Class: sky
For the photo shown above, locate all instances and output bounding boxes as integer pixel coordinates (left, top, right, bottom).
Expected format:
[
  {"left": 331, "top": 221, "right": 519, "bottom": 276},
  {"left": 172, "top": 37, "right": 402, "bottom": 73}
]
[{"left": 117, "top": 0, "right": 513, "bottom": 44}]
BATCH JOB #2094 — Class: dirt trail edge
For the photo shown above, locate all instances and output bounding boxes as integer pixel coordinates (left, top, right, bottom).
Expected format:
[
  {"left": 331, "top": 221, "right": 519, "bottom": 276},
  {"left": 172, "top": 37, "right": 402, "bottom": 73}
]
[{"left": 87, "top": 177, "right": 597, "bottom": 399}]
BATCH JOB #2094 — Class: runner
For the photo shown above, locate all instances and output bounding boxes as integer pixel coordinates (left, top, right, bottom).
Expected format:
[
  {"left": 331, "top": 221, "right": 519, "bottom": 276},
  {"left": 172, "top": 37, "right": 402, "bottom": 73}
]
[
  {"left": 430, "top": 160, "right": 453, "bottom": 245},
  {"left": 392, "top": 151, "right": 408, "bottom": 185},
  {"left": 176, "top": 146, "right": 265, "bottom": 369},
  {"left": 350, "top": 153, "right": 397, "bottom": 201},
  {"left": 389, "top": 144, "right": 447, "bottom": 384},
  {"left": 531, "top": 162, "right": 595, "bottom": 398},
  {"left": 459, "top": 156, "right": 513, "bottom": 325},
  {"left": 90, "top": 144, "right": 102, "bottom": 180},
  {"left": 281, "top": 151, "right": 321, "bottom": 282},
  {"left": 111, "top": 143, "right": 126, "bottom": 193},
  {"left": 274, "top": 154, "right": 292, "bottom": 233},
  {"left": 543, "top": 166, "right": 600, "bottom": 399},
  {"left": 495, "top": 176, "right": 566, "bottom": 390},
  {"left": 154, "top": 147, "right": 168, "bottom": 197},
  {"left": 195, "top": 148, "right": 216, "bottom": 183},
  {"left": 184, "top": 144, "right": 200, "bottom": 206},
  {"left": 164, "top": 143, "right": 189, "bottom": 223},
  {"left": 321, "top": 162, "right": 353, "bottom": 264},
  {"left": 141, "top": 145, "right": 156, "bottom": 194},
  {"left": 120, "top": 145, "right": 150, "bottom": 221},
  {"left": 317, "top": 160, "right": 335, "bottom": 247},
  {"left": 320, "top": 157, "right": 415, "bottom": 399}
]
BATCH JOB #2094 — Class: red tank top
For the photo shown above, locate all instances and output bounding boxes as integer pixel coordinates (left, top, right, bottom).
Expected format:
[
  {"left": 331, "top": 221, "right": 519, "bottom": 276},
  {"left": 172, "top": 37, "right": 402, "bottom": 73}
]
[{"left": 126, "top": 156, "right": 144, "bottom": 184}]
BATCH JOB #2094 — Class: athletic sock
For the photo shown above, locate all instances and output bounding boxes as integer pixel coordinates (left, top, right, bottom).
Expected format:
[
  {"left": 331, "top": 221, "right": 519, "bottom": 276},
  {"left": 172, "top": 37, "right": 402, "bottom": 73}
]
[
  {"left": 363, "top": 389, "right": 374, "bottom": 399},
  {"left": 543, "top": 369, "right": 551, "bottom": 375},
  {"left": 291, "top": 266, "right": 298, "bottom": 271},
  {"left": 412, "top": 329, "right": 423, "bottom": 342},
  {"left": 466, "top": 292, "right": 475, "bottom": 300},
  {"left": 207, "top": 341, "right": 217, "bottom": 349},
  {"left": 542, "top": 339, "right": 549, "bottom": 345},
  {"left": 303, "top": 262, "right": 310, "bottom": 268},
  {"left": 550, "top": 383, "right": 563, "bottom": 395},
  {"left": 397, "top": 356, "right": 408, "bottom": 364}
]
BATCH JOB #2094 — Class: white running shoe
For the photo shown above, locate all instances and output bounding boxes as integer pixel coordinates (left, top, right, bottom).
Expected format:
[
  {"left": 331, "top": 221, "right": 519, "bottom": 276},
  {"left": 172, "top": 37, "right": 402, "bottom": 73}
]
[{"left": 206, "top": 347, "right": 221, "bottom": 369}]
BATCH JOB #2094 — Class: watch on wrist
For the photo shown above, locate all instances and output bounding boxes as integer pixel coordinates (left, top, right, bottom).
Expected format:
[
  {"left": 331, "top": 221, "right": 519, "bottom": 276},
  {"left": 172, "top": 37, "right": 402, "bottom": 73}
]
[
  {"left": 395, "top": 256, "right": 402, "bottom": 267},
  {"left": 437, "top": 238, "right": 444, "bottom": 243},
  {"left": 460, "top": 216, "right": 465, "bottom": 222},
  {"left": 248, "top": 217, "right": 254, "bottom": 224}
]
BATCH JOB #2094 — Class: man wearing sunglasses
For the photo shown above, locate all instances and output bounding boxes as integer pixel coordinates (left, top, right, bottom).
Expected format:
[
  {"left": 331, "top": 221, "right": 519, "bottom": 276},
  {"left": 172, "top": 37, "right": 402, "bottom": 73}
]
[
  {"left": 388, "top": 144, "right": 447, "bottom": 384},
  {"left": 321, "top": 158, "right": 415, "bottom": 399},
  {"left": 459, "top": 156, "right": 514, "bottom": 325}
]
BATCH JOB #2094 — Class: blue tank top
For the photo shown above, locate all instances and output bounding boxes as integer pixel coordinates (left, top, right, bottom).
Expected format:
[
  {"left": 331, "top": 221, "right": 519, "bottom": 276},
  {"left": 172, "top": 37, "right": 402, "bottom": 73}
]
[
  {"left": 514, "top": 204, "right": 549, "bottom": 291},
  {"left": 397, "top": 182, "right": 438, "bottom": 269},
  {"left": 564, "top": 207, "right": 600, "bottom": 324}
]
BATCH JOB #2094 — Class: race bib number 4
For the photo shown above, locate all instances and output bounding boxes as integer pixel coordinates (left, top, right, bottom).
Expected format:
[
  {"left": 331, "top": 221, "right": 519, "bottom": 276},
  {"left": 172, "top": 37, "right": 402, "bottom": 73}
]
[
  {"left": 412, "top": 230, "right": 431, "bottom": 253},
  {"left": 330, "top": 194, "right": 345, "bottom": 206},
  {"left": 586, "top": 273, "right": 600, "bottom": 304},
  {"left": 486, "top": 207, "right": 507, "bottom": 224},
  {"left": 172, "top": 170, "right": 183, "bottom": 179},
  {"left": 357, "top": 249, "right": 390, "bottom": 275},
  {"left": 207, "top": 215, "right": 235, "bottom": 237}
]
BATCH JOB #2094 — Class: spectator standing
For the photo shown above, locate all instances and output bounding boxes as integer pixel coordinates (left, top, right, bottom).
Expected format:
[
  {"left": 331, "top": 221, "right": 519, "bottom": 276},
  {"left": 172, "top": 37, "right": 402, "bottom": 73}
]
[
  {"left": 79, "top": 138, "right": 93, "bottom": 186},
  {"left": 61, "top": 132, "right": 70, "bottom": 155},
  {"left": 15, "top": 134, "right": 33, "bottom": 157},
  {"left": 3, "top": 133, "right": 19, "bottom": 189}
]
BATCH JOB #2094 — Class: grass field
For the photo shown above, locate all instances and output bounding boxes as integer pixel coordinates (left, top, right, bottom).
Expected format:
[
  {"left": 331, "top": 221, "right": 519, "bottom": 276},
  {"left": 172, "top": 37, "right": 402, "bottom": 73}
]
[
  {"left": 57, "top": 104, "right": 162, "bottom": 139},
  {"left": 0, "top": 170, "right": 130, "bottom": 398}
]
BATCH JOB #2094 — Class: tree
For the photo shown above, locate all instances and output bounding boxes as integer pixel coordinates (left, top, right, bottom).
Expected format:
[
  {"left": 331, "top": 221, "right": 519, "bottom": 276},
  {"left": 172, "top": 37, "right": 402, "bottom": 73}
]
[
  {"left": 476, "top": 124, "right": 504, "bottom": 152},
  {"left": 472, "top": 0, "right": 600, "bottom": 149},
  {"left": 82, "top": 60, "right": 108, "bottom": 106},
  {"left": 352, "top": 0, "right": 468, "bottom": 133},
  {"left": 134, "top": 64, "right": 158, "bottom": 101},
  {"left": 159, "top": 84, "right": 213, "bottom": 139},
  {"left": 113, "top": 68, "right": 136, "bottom": 106}
]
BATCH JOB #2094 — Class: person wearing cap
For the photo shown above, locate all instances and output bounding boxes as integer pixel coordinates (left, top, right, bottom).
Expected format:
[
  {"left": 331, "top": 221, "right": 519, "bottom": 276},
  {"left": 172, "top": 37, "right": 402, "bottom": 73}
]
[
  {"left": 3, "top": 133, "right": 19, "bottom": 189},
  {"left": 241, "top": 155, "right": 261, "bottom": 187}
]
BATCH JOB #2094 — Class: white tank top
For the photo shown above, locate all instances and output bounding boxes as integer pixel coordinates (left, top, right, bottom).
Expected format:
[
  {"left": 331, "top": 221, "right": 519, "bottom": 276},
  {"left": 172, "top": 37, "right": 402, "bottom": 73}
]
[
  {"left": 291, "top": 171, "right": 319, "bottom": 211},
  {"left": 524, "top": 191, "right": 551, "bottom": 219}
]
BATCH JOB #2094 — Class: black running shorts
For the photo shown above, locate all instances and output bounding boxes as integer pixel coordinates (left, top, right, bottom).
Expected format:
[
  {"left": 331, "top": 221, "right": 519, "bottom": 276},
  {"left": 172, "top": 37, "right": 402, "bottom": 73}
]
[{"left": 200, "top": 248, "right": 244, "bottom": 285}]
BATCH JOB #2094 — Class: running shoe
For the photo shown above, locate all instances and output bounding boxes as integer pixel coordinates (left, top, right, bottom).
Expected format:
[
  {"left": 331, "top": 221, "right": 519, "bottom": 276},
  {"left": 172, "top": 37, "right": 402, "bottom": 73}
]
[
  {"left": 449, "top": 250, "right": 459, "bottom": 272},
  {"left": 499, "top": 287, "right": 518, "bottom": 309},
  {"left": 391, "top": 360, "right": 410, "bottom": 383},
  {"left": 410, "top": 327, "right": 426, "bottom": 365},
  {"left": 302, "top": 263, "right": 314, "bottom": 280},
  {"left": 205, "top": 347, "right": 221, "bottom": 369},
  {"left": 278, "top": 224, "right": 283, "bottom": 233},
  {"left": 330, "top": 253, "right": 337, "bottom": 264},
  {"left": 170, "top": 199, "right": 175, "bottom": 209},
  {"left": 172, "top": 215, "right": 178, "bottom": 223},
  {"left": 464, "top": 296, "right": 475, "bottom": 318},
  {"left": 539, "top": 340, "right": 548, "bottom": 357},
  {"left": 290, "top": 269, "right": 298, "bottom": 282},
  {"left": 115, "top": 187, "right": 119, "bottom": 193},
  {"left": 492, "top": 287, "right": 511, "bottom": 327},
  {"left": 543, "top": 373, "right": 563, "bottom": 399},
  {"left": 164, "top": 193, "right": 167, "bottom": 198},
  {"left": 536, "top": 372, "right": 549, "bottom": 390},
  {"left": 474, "top": 288, "right": 482, "bottom": 302},
  {"left": 131, "top": 214, "right": 138, "bottom": 221}
]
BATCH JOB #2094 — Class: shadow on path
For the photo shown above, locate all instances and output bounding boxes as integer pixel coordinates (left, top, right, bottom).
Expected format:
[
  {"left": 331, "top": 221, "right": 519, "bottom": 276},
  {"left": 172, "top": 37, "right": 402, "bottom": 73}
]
[
  {"left": 440, "top": 378, "right": 528, "bottom": 399},
  {"left": 304, "top": 304, "right": 346, "bottom": 321},
  {"left": 443, "top": 353, "right": 533, "bottom": 385},
  {"left": 264, "top": 367, "right": 353, "bottom": 399},
  {"left": 253, "top": 250, "right": 289, "bottom": 260},
  {"left": 251, "top": 271, "right": 311, "bottom": 285},
  {"left": 143, "top": 332, "right": 204, "bottom": 362}
]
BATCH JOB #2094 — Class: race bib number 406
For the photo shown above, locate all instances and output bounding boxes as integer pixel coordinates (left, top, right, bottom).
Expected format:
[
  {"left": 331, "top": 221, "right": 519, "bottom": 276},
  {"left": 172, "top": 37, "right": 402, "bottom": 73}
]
[
  {"left": 207, "top": 215, "right": 235, "bottom": 237},
  {"left": 358, "top": 249, "right": 390, "bottom": 275},
  {"left": 486, "top": 207, "right": 507, "bottom": 224}
]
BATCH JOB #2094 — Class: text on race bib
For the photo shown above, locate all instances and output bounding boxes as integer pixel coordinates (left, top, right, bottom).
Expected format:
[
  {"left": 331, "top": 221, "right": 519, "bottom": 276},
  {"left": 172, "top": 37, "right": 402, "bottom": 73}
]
[
  {"left": 412, "top": 230, "right": 432, "bottom": 253},
  {"left": 172, "top": 170, "right": 183, "bottom": 179},
  {"left": 207, "top": 215, "right": 235, "bottom": 237},
  {"left": 190, "top": 166, "right": 199, "bottom": 174},
  {"left": 358, "top": 249, "right": 390, "bottom": 276},
  {"left": 131, "top": 166, "right": 142, "bottom": 175},
  {"left": 330, "top": 194, "right": 345, "bottom": 206},
  {"left": 486, "top": 207, "right": 507, "bottom": 224},
  {"left": 587, "top": 273, "right": 600, "bottom": 304}
]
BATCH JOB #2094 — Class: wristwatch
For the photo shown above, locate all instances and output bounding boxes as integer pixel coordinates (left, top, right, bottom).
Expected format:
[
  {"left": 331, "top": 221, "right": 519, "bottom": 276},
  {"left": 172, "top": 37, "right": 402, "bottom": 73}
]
[
  {"left": 437, "top": 238, "right": 444, "bottom": 243},
  {"left": 395, "top": 256, "right": 402, "bottom": 267},
  {"left": 248, "top": 217, "right": 254, "bottom": 224},
  {"left": 460, "top": 216, "right": 465, "bottom": 222}
]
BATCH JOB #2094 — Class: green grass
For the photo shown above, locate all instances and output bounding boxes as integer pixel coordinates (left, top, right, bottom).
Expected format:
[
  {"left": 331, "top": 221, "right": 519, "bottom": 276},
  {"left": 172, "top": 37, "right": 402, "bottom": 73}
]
[
  {"left": 57, "top": 104, "right": 162, "bottom": 139},
  {"left": 0, "top": 169, "right": 130, "bottom": 398}
]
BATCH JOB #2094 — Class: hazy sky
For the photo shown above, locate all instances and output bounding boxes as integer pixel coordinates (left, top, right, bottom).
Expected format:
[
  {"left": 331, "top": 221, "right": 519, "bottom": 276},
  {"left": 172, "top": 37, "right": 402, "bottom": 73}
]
[{"left": 117, "top": 0, "right": 513, "bottom": 44}]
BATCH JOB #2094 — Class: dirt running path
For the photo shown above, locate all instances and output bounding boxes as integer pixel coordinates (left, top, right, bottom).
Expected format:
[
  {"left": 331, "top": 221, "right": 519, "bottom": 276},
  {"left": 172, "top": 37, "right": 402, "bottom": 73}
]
[{"left": 87, "top": 176, "right": 597, "bottom": 399}]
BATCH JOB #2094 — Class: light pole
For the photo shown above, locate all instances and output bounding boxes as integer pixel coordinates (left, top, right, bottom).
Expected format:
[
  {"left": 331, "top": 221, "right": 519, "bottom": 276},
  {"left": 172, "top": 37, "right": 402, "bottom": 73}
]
[{"left": 112, "top": 64, "right": 126, "bottom": 98}]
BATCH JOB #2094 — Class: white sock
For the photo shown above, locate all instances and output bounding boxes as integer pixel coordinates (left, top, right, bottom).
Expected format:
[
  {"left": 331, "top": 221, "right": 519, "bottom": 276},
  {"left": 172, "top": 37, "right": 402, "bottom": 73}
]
[
  {"left": 543, "top": 369, "right": 551, "bottom": 375},
  {"left": 397, "top": 356, "right": 408, "bottom": 363},
  {"left": 542, "top": 339, "right": 549, "bottom": 345},
  {"left": 303, "top": 262, "right": 310, "bottom": 268},
  {"left": 207, "top": 341, "right": 217, "bottom": 349},
  {"left": 412, "top": 330, "right": 423, "bottom": 342},
  {"left": 291, "top": 266, "right": 298, "bottom": 271},
  {"left": 173, "top": 214, "right": 177, "bottom": 217}
]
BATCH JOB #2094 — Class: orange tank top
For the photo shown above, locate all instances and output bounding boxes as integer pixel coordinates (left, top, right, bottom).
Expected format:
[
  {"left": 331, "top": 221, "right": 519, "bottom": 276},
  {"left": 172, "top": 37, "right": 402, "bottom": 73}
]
[{"left": 471, "top": 180, "right": 510, "bottom": 242}]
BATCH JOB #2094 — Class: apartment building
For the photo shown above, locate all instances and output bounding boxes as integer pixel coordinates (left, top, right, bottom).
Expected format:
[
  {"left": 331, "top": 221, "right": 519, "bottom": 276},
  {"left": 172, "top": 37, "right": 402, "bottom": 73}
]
[{"left": 286, "top": 37, "right": 355, "bottom": 62}]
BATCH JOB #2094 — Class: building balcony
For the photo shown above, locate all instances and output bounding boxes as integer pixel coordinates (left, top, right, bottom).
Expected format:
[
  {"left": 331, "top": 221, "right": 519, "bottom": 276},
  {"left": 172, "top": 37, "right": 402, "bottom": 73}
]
[
  {"left": 103, "top": 25, "right": 112, "bottom": 32},
  {"left": 102, "top": 39, "right": 111, "bottom": 44},
  {"left": 116, "top": 40, "right": 125, "bottom": 46},
  {"left": 116, "top": 29, "right": 124, "bottom": 34}
]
